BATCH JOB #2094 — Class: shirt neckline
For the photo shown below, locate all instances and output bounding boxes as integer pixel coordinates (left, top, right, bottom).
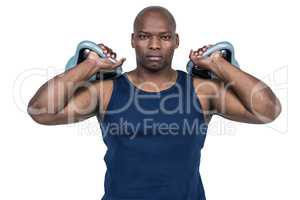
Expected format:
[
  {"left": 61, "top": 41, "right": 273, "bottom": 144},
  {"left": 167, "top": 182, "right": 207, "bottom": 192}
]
[{"left": 123, "top": 69, "right": 181, "bottom": 94}]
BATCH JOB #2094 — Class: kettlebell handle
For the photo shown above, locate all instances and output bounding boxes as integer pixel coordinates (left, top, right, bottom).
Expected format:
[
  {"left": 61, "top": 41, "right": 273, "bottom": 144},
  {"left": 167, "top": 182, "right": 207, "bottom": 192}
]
[
  {"left": 186, "top": 41, "right": 240, "bottom": 79},
  {"left": 65, "top": 40, "right": 123, "bottom": 80}
]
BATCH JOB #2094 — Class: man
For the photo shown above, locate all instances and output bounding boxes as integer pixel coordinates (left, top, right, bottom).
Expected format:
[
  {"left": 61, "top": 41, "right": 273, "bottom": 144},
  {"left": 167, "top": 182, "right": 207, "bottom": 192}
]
[{"left": 27, "top": 6, "right": 281, "bottom": 200}]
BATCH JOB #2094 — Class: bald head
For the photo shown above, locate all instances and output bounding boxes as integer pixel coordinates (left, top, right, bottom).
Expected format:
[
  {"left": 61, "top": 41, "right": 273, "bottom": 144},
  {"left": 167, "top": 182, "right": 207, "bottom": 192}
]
[{"left": 133, "top": 6, "right": 176, "bottom": 32}]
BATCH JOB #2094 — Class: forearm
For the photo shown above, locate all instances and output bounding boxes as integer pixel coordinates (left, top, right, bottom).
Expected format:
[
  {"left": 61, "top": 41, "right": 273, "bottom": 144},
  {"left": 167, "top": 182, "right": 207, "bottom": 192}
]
[
  {"left": 211, "top": 57, "right": 281, "bottom": 120},
  {"left": 28, "top": 59, "right": 98, "bottom": 115}
]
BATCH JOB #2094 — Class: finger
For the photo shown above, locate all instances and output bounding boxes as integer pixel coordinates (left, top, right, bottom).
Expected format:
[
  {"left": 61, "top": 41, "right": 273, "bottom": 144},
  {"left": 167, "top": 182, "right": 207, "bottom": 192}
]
[
  {"left": 106, "top": 48, "right": 114, "bottom": 58},
  {"left": 98, "top": 57, "right": 112, "bottom": 65},
  {"left": 102, "top": 56, "right": 120, "bottom": 65},
  {"left": 98, "top": 44, "right": 109, "bottom": 55},
  {"left": 107, "top": 47, "right": 113, "bottom": 54},
  {"left": 197, "top": 49, "right": 203, "bottom": 55},
  {"left": 197, "top": 47, "right": 204, "bottom": 53},
  {"left": 98, "top": 43, "right": 105, "bottom": 49},
  {"left": 198, "top": 45, "right": 211, "bottom": 53},
  {"left": 83, "top": 49, "right": 90, "bottom": 57},
  {"left": 111, "top": 52, "right": 117, "bottom": 59},
  {"left": 112, "top": 58, "right": 126, "bottom": 68},
  {"left": 102, "top": 48, "right": 108, "bottom": 54},
  {"left": 197, "top": 45, "right": 206, "bottom": 50},
  {"left": 110, "top": 50, "right": 115, "bottom": 58},
  {"left": 190, "top": 49, "right": 199, "bottom": 60}
]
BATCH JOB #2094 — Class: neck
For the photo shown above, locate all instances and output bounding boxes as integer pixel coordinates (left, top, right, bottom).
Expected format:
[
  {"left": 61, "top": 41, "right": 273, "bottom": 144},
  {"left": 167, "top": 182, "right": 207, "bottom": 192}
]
[
  {"left": 137, "top": 66, "right": 175, "bottom": 81},
  {"left": 128, "top": 66, "right": 178, "bottom": 91}
]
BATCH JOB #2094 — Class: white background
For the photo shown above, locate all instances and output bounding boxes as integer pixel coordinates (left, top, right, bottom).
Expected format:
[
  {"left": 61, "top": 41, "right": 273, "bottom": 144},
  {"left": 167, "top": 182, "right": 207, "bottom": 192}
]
[{"left": 0, "top": 0, "right": 298, "bottom": 199}]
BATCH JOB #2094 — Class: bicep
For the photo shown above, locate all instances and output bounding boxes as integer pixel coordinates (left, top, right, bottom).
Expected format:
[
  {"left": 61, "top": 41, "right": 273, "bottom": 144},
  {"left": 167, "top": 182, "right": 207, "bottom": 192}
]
[
  {"left": 54, "top": 84, "right": 100, "bottom": 124},
  {"left": 212, "top": 81, "right": 263, "bottom": 124},
  {"left": 39, "top": 81, "right": 103, "bottom": 125}
]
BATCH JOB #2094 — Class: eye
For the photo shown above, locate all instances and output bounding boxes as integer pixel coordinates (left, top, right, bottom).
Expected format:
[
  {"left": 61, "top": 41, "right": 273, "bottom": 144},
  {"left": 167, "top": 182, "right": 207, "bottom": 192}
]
[
  {"left": 161, "top": 35, "right": 172, "bottom": 41},
  {"left": 138, "top": 34, "right": 148, "bottom": 40}
]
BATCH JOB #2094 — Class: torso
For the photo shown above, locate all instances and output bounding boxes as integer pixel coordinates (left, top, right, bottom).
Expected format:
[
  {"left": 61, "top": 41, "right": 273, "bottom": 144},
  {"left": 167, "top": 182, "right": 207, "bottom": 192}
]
[
  {"left": 98, "top": 70, "right": 213, "bottom": 124},
  {"left": 96, "top": 69, "right": 208, "bottom": 199}
]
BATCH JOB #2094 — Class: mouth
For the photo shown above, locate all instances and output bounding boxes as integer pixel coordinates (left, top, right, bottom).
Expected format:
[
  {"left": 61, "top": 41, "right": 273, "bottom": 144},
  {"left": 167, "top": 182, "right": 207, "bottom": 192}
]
[{"left": 146, "top": 55, "right": 163, "bottom": 61}]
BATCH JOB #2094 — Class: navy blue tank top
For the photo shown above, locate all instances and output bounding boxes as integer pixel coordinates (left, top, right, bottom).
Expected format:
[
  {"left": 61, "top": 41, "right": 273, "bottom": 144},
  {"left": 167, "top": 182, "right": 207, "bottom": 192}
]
[{"left": 97, "top": 69, "right": 208, "bottom": 200}]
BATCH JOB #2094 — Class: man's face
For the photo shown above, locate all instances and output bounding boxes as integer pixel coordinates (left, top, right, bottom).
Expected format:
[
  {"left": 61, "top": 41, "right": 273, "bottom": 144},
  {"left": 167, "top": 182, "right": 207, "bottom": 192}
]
[{"left": 131, "top": 12, "right": 179, "bottom": 71}]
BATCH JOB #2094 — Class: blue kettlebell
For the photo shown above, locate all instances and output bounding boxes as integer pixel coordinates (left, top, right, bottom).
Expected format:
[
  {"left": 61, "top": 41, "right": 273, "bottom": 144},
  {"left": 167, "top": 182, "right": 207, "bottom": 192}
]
[
  {"left": 65, "top": 40, "right": 123, "bottom": 80},
  {"left": 186, "top": 41, "right": 240, "bottom": 79}
]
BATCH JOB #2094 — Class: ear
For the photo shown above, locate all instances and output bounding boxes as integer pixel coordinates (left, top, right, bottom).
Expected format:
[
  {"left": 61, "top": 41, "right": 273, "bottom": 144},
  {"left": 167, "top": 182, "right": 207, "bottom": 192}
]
[
  {"left": 175, "top": 33, "right": 179, "bottom": 49},
  {"left": 131, "top": 33, "right": 135, "bottom": 48}
]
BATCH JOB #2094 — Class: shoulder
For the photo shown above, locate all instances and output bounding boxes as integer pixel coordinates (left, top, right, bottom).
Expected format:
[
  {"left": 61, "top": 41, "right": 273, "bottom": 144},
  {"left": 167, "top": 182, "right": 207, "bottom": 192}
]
[
  {"left": 92, "top": 78, "right": 114, "bottom": 109},
  {"left": 191, "top": 75, "right": 223, "bottom": 124},
  {"left": 92, "top": 78, "right": 114, "bottom": 96},
  {"left": 191, "top": 75, "right": 221, "bottom": 96}
]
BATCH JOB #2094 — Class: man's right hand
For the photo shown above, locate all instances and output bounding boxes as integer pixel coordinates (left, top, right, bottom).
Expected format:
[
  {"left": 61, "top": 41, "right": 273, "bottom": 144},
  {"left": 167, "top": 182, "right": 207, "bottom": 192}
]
[{"left": 85, "top": 43, "right": 126, "bottom": 71}]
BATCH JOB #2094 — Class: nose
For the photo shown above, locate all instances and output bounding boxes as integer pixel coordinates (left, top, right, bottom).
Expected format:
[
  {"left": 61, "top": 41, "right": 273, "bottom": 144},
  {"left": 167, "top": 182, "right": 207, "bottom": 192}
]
[{"left": 148, "top": 36, "right": 161, "bottom": 50}]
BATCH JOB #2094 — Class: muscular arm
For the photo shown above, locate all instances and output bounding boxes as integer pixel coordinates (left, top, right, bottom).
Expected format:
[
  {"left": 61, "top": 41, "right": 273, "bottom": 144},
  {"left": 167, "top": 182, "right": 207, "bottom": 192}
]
[
  {"left": 27, "top": 59, "right": 103, "bottom": 125},
  {"left": 209, "top": 56, "right": 281, "bottom": 123},
  {"left": 27, "top": 42, "right": 123, "bottom": 126},
  {"left": 191, "top": 49, "right": 281, "bottom": 124}
]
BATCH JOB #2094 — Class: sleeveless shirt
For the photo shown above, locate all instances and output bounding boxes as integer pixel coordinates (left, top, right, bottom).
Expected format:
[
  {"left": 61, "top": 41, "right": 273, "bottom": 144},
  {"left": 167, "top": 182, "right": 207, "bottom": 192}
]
[{"left": 96, "top": 69, "right": 208, "bottom": 200}]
